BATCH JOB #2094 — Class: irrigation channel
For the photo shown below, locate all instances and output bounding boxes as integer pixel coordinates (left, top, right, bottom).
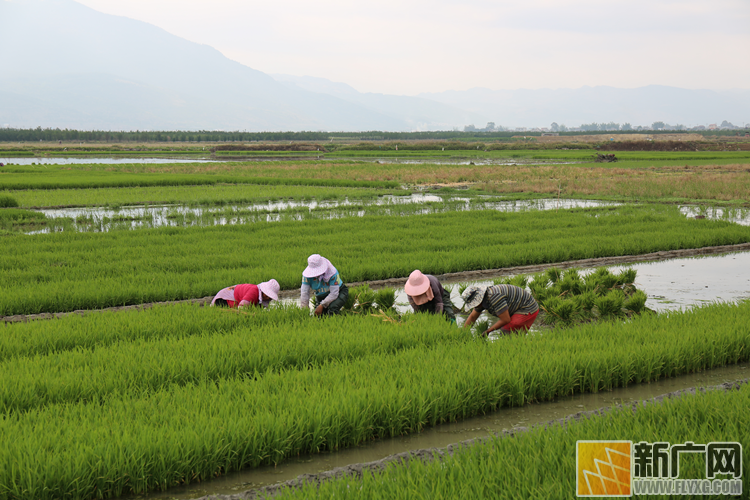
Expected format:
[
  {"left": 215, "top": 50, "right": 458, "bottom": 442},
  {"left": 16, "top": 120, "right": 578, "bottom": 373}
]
[
  {"left": 26, "top": 197, "right": 750, "bottom": 234},
  {"left": 125, "top": 363, "right": 749, "bottom": 500}
]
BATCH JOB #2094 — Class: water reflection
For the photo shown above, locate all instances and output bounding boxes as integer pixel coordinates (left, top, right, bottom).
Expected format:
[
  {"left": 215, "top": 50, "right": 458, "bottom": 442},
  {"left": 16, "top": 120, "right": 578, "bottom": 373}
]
[{"left": 30, "top": 197, "right": 618, "bottom": 234}]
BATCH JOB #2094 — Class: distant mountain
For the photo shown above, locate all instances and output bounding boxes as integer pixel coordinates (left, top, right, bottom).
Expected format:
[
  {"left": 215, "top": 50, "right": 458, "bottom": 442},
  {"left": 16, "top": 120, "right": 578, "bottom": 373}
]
[
  {"left": 272, "top": 74, "right": 486, "bottom": 131},
  {"left": 1, "top": 0, "right": 747, "bottom": 131},
  {"left": 418, "top": 86, "right": 750, "bottom": 129},
  {"left": 0, "top": 0, "right": 411, "bottom": 131}
]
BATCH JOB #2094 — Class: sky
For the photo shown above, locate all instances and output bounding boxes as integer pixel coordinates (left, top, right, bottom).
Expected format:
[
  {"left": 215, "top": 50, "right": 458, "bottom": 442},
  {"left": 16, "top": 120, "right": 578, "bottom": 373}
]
[{"left": 34, "top": 0, "right": 750, "bottom": 95}]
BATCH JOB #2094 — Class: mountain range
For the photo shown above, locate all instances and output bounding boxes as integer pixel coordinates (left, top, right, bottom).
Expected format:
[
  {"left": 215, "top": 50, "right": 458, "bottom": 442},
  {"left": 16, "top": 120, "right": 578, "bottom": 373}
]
[{"left": 1, "top": 0, "right": 748, "bottom": 131}]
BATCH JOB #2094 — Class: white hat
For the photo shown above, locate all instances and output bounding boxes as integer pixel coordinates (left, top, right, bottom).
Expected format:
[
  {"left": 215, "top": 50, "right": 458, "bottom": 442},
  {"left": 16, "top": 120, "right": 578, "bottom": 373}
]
[
  {"left": 258, "top": 279, "right": 280, "bottom": 301},
  {"left": 303, "top": 254, "right": 328, "bottom": 278},
  {"left": 461, "top": 286, "right": 485, "bottom": 310}
]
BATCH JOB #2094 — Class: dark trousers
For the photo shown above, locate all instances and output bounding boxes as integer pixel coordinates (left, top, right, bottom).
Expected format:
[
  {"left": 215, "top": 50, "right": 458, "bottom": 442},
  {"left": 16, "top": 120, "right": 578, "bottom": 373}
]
[{"left": 315, "top": 283, "right": 349, "bottom": 315}]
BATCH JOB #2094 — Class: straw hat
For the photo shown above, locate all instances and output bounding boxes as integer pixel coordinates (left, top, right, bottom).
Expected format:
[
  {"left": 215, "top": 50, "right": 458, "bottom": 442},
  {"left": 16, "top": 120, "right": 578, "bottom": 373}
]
[
  {"left": 258, "top": 279, "right": 280, "bottom": 301},
  {"left": 461, "top": 286, "right": 485, "bottom": 310},
  {"left": 303, "top": 254, "right": 328, "bottom": 278},
  {"left": 404, "top": 270, "right": 431, "bottom": 296}
]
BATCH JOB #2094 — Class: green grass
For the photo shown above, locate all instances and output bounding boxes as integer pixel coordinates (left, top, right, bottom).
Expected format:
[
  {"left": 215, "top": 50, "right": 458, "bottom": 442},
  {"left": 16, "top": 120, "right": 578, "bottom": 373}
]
[
  {"left": 5, "top": 184, "right": 403, "bottom": 208},
  {"left": 3, "top": 205, "right": 749, "bottom": 315},
  {"left": 0, "top": 167, "right": 401, "bottom": 190}
]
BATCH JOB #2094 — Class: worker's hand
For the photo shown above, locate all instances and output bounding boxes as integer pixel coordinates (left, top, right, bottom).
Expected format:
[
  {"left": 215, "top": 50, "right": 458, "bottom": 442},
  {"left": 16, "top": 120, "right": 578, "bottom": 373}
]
[{"left": 314, "top": 304, "right": 325, "bottom": 316}]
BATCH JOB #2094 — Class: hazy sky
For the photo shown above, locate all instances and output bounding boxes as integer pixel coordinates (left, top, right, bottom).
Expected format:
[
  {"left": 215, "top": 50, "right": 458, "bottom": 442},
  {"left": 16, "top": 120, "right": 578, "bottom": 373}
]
[{"left": 67, "top": 0, "right": 750, "bottom": 95}]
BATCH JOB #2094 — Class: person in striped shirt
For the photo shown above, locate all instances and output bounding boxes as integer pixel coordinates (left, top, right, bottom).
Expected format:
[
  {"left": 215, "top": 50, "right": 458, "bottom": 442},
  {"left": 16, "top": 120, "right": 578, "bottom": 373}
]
[{"left": 461, "top": 284, "right": 539, "bottom": 336}]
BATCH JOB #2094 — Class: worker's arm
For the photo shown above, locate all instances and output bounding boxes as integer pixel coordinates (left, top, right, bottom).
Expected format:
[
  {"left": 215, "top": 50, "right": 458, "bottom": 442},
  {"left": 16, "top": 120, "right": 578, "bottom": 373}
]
[
  {"left": 431, "top": 279, "right": 444, "bottom": 314},
  {"left": 314, "top": 284, "right": 339, "bottom": 315},
  {"left": 486, "top": 310, "right": 511, "bottom": 334},
  {"left": 463, "top": 309, "right": 481, "bottom": 328},
  {"left": 238, "top": 300, "right": 253, "bottom": 308},
  {"left": 319, "top": 284, "right": 339, "bottom": 307},
  {"left": 300, "top": 284, "right": 312, "bottom": 309}
]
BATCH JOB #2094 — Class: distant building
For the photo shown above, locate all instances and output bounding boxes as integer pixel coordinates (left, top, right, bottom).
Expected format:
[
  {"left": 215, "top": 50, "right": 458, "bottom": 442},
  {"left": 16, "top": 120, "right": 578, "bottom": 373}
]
[{"left": 708, "top": 124, "right": 717, "bottom": 130}]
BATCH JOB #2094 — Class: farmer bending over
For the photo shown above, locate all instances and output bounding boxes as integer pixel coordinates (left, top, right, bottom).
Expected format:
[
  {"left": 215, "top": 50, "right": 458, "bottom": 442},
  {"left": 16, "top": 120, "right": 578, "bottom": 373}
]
[
  {"left": 300, "top": 254, "right": 349, "bottom": 316},
  {"left": 404, "top": 270, "right": 456, "bottom": 323},
  {"left": 461, "top": 284, "right": 538, "bottom": 336},
  {"left": 212, "top": 279, "right": 280, "bottom": 308}
]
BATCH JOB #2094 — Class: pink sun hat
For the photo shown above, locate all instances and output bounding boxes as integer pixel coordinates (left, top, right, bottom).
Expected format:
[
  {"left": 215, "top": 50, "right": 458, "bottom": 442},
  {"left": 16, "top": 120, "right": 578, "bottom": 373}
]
[
  {"left": 303, "top": 254, "right": 329, "bottom": 278},
  {"left": 258, "top": 279, "right": 280, "bottom": 301},
  {"left": 404, "top": 270, "right": 430, "bottom": 296}
]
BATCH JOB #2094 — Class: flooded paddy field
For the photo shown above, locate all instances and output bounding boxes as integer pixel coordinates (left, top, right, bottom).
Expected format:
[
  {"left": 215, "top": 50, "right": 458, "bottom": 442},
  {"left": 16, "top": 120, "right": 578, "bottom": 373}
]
[{"left": 27, "top": 196, "right": 619, "bottom": 233}]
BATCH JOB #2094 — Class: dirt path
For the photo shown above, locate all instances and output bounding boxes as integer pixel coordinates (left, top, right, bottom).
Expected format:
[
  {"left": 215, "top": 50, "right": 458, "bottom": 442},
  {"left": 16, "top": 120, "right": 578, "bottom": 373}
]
[
  {"left": 4, "top": 242, "right": 750, "bottom": 324},
  {"left": 193, "top": 377, "right": 749, "bottom": 500}
]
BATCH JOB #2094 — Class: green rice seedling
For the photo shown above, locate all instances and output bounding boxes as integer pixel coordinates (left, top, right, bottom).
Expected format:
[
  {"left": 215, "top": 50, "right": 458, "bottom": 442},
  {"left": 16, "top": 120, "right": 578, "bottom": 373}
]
[
  {"left": 278, "top": 384, "right": 750, "bottom": 500},
  {"left": 558, "top": 272, "right": 583, "bottom": 296},
  {"left": 545, "top": 267, "right": 562, "bottom": 284},
  {"left": 528, "top": 285, "right": 551, "bottom": 304},
  {"left": 473, "top": 319, "right": 491, "bottom": 336},
  {"left": 508, "top": 275, "right": 529, "bottom": 288},
  {"left": 572, "top": 290, "right": 597, "bottom": 313},
  {"left": 531, "top": 271, "right": 550, "bottom": 289},
  {"left": 0, "top": 195, "right": 18, "bottom": 208},
  {"left": 543, "top": 297, "right": 578, "bottom": 325},
  {"left": 618, "top": 267, "right": 637, "bottom": 285},
  {"left": 563, "top": 268, "right": 581, "bottom": 281},
  {"left": 592, "top": 289, "right": 626, "bottom": 319},
  {"left": 1, "top": 301, "right": 750, "bottom": 499},
  {"left": 3, "top": 204, "right": 750, "bottom": 316},
  {"left": 351, "top": 284, "right": 377, "bottom": 313},
  {"left": 374, "top": 288, "right": 396, "bottom": 311},
  {"left": 624, "top": 289, "right": 648, "bottom": 314}
]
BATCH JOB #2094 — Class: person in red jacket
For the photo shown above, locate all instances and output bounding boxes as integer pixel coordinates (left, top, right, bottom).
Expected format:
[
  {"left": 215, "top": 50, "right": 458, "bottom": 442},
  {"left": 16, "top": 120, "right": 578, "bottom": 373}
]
[{"left": 211, "top": 279, "right": 280, "bottom": 308}]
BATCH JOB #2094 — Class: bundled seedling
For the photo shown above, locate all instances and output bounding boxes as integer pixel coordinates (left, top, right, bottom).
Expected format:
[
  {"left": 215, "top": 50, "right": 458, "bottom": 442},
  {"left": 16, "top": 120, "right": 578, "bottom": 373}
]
[
  {"left": 343, "top": 284, "right": 396, "bottom": 316},
  {"left": 494, "top": 266, "right": 649, "bottom": 327}
]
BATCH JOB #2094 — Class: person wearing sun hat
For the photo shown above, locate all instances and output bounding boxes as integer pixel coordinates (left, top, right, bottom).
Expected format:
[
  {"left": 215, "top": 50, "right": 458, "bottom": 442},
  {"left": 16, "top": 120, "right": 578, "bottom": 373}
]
[
  {"left": 461, "top": 284, "right": 539, "bottom": 336},
  {"left": 404, "top": 270, "right": 456, "bottom": 322},
  {"left": 299, "top": 254, "right": 349, "bottom": 316},
  {"left": 211, "top": 279, "right": 280, "bottom": 308}
]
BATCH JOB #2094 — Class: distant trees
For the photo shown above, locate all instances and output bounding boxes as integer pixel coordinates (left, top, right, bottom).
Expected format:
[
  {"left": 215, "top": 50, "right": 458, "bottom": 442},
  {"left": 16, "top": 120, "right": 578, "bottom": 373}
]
[
  {"left": 651, "top": 121, "right": 666, "bottom": 130},
  {"left": 621, "top": 123, "right": 632, "bottom": 131},
  {"left": 579, "top": 122, "right": 621, "bottom": 132}
]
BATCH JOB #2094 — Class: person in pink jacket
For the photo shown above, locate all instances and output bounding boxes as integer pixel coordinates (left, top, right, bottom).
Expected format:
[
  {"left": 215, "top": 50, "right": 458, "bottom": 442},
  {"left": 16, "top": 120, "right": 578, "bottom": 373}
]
[{"left": 211, "top": 279, "right": 280, "bottom": 308}]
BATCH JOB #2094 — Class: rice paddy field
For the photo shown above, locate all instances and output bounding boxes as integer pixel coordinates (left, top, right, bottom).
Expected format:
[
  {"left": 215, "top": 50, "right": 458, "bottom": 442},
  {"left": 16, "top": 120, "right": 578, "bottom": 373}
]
[{"left": 1, "top": 142, "right": 750, "bottom": 499}]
